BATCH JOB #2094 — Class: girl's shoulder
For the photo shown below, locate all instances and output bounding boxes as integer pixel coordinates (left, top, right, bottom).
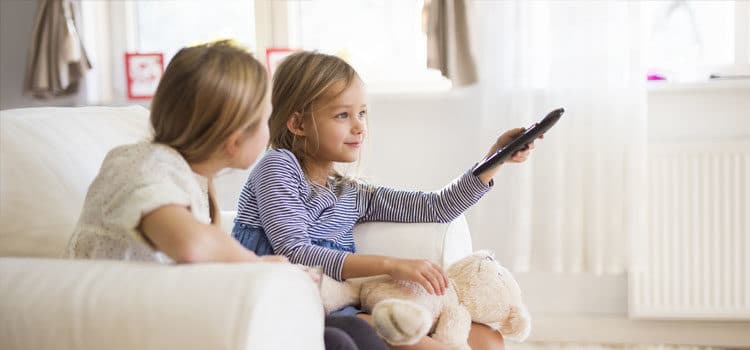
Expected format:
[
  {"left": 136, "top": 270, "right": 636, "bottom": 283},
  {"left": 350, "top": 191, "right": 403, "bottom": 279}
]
[
  {"left": 106, "top": 141, "right": 184, "bottom": 166},
  {"left": 102, "top": 142, "right": 192, "bottom": 181},
  {"left": 252, "top": 148, "right": 305, "bottom": 180}
]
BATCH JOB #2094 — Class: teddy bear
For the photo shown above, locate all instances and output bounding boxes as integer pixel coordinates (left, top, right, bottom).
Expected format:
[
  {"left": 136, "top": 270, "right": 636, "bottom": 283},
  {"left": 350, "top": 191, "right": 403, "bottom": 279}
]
[{"left": 318, "top": 250, "right": 531, "bottom": 349}]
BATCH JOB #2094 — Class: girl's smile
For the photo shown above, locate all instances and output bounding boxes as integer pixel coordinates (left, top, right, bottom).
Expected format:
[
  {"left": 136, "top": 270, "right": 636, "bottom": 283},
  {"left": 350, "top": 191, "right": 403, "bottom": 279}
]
[{"left": 306, "top": 78, "right": 368, "bottom": 164}]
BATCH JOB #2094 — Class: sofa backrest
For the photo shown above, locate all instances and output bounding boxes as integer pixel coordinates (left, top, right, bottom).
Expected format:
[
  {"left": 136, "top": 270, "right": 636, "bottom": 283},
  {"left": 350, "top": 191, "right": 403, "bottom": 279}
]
[
  {"left": 0, "top": 106, "right": 255, "bottom": 258},
  {"left": 0, "top": 106, "right": 152, "bottom": 257}
]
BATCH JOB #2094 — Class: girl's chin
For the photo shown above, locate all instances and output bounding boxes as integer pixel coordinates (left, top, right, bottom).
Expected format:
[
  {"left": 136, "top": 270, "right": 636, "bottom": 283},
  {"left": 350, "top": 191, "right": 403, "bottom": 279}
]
[
  {"left": 333, "top": 154, "right": 359, "bottom": 163},
  {"left": 336, "top": 158, "right": 359, "bottom": 163},
  {"left": 323, "top": 150, "right": 360, "bottom": 163}
]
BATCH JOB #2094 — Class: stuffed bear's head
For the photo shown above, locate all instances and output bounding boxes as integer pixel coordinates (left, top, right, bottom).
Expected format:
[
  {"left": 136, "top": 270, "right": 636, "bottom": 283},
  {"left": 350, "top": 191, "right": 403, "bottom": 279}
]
[{"left": 446, "top": 250, "right": 531, "bottom": 341}]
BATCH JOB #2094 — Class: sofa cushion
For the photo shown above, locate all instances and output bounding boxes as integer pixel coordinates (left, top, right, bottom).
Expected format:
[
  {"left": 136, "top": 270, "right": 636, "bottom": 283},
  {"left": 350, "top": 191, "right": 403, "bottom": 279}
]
[{"left": 0, "top": 106, "right": 152, "bottom": 257}]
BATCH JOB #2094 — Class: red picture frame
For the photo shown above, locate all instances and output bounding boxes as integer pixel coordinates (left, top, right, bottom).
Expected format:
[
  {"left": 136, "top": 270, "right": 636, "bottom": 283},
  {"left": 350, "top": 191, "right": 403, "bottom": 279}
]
[
  {"left": 265, "top": 48, "right": 297, "bottom": 77},
  {"left": 125, "top": 52, "right": 164, "bottom": 100}
]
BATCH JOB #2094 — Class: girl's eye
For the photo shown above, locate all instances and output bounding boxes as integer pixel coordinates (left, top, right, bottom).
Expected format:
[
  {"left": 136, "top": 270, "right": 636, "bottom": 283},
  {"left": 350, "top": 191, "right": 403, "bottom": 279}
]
[
  {"left": 335, "top": 112, "right": 349, "bottom": 119},
  {"left": 358, "top": 110, "right": 367, "bottom": 118}
]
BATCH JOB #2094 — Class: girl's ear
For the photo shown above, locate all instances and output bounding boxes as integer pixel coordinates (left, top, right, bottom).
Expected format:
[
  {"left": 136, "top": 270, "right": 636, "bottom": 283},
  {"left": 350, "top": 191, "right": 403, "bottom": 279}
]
[
  {"left": 224, "top": 127, "right": 245, "bottom": 158},
  {"left": 286, "top": 112, "right": 306, "bottom": 136}
]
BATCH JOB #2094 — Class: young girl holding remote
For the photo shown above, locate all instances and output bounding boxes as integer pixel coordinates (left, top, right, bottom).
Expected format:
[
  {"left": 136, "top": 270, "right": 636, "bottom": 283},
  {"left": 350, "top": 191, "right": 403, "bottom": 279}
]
[{"left": 233, "top": 51, "right": 538, "bottom": 350}]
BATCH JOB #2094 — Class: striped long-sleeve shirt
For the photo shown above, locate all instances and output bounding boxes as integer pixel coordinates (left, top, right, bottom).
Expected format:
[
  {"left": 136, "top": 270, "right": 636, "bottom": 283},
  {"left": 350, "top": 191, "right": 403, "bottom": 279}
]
[{"left": 235, "top": 148, "right": 492, "bottom": 280}]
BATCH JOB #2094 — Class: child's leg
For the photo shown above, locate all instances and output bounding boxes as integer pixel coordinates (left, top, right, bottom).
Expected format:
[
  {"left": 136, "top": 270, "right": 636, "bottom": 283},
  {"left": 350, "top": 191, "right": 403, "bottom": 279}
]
[
  {"left": 324, "top": 327, "right": 358, "bottom": 350},
  {"left": 355, "top": 313, "right": 450, "bottom": 350},
  {"left": 325, "top": 315, "right": 387, "bottom": 350},
  {"left": 468, "top": 322, "right": 505, "bottom": 350},
  {"left": 356, "top": 314, "right": 506, "bottom": 350}
]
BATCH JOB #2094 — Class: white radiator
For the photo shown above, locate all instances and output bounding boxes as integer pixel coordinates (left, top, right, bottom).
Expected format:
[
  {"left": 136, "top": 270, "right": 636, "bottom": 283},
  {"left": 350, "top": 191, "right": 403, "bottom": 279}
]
[{"left": 629, "top": 142, "right": 750, "bottom": 320}]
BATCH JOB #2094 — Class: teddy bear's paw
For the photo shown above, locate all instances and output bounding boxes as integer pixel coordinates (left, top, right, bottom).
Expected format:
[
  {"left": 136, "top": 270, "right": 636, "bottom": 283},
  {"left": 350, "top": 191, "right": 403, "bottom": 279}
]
[
  {"left": 372, "top": 298, "right": 432, "bottom": 346},
  {"left": 501, "top": 305, "right": 532, "bottom": 342},
  {"left": 317, "top": 272, "right": 361, "bottom": 314}
]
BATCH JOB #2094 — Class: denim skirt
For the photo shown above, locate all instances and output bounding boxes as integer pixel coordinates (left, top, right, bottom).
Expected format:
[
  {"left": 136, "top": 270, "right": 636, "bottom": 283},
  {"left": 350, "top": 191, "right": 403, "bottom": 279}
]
[
  {"left": 232, "top": 222, "right": 356, "bottom": 255},
  {"left": 231, "top": 222, "right": 362, "bottom": 316}
]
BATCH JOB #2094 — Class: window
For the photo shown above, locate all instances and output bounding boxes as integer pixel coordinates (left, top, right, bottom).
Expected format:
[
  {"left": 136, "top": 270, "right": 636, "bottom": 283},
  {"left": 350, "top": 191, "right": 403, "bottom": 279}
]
[
  {"left": 79, "top": 0, "right": 447, "bottom": 104},
  {"left": 285, "top": 0, "right": 449, "bottom": 92},
  {"left": 134, "top": 0, "right": 256, "bottom": 64},
  {"left": 79, "top": 0, "right": 258, "bottom": 104},
  {"left": 643, "top": 0, "right": 750, "bottom": 81}
]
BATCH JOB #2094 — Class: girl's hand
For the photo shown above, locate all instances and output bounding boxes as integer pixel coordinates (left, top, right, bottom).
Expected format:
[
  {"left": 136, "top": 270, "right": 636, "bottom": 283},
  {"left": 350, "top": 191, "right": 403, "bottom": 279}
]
[
  {"left": 477, "top": 127, "right": 542, "bottom": 184},
  {"left": 385, "top": 258, "right": 449, "bottom": 295}
]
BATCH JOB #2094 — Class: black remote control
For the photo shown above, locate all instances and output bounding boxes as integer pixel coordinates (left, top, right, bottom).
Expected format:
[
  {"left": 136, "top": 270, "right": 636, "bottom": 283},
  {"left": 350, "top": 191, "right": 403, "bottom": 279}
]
[{"left": 472, "top": 108, "right": 564, "bottom": 176}]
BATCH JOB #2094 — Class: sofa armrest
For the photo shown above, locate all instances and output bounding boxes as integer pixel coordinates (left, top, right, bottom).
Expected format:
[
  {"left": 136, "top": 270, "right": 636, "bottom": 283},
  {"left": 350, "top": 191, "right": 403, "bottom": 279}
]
[
  {"left": 220, "top": 210, "right": 473, "bottom": 268},
  {"left": 221, "top": 210, "right": 239, "bottom": 234},
  {"left": 0, "top": 258, "right": 324, "bottom": 350},
  {"left": 353, "top": 215, "right": 473, "bottom": 268}
]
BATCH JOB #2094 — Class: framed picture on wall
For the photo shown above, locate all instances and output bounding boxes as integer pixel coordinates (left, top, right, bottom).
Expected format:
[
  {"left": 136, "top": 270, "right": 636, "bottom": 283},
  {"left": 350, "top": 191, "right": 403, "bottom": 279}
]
[
  {"left": 125, "top": 52, "right": 164, "bottom": 99},
  {"left": 265, "top": 48, "right": 296, "bottom": 77}
]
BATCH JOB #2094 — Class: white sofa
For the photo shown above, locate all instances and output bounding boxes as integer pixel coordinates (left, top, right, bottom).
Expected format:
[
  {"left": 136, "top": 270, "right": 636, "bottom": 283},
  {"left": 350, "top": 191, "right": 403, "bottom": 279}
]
[{"left": 0, "top": 106, "right": 473, "bottom": 350}]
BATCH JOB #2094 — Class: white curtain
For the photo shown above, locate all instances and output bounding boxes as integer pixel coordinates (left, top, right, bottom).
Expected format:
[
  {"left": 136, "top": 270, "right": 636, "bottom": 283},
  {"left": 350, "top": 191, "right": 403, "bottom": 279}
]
[{"left": 470, "top": 1, "right": 648, "bottom": 275}]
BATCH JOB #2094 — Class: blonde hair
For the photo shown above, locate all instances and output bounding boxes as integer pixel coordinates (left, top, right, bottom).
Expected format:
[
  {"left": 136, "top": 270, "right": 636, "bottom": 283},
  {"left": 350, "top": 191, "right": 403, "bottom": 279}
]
[
  {"left": 150, "top": 40, "right": 269, "bottom": 221},
  {"left": 268, "top": 51, "right": 361, "bottom": 185}
]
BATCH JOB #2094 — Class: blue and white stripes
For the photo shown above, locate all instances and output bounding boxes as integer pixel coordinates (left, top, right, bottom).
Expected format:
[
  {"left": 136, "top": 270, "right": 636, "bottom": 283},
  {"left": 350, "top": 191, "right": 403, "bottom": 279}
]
[{"left": 235, "top": 148, "right": 492, "bottom": 280}]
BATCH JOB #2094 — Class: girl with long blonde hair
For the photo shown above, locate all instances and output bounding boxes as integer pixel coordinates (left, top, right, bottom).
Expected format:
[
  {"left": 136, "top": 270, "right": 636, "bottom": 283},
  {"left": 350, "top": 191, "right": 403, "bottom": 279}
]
[{"left": 66, "top": 40, "right": 282, "bottom": 264}]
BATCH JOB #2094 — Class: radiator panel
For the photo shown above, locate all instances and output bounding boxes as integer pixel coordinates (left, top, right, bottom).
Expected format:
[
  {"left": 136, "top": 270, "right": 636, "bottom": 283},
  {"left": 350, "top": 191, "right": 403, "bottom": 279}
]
[{"left": 630, "top": 142, "right": 750, "bottom": 320}]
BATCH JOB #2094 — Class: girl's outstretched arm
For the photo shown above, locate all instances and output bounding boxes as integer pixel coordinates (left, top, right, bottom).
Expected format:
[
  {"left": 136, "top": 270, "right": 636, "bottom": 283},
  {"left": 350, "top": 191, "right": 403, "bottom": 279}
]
[
  {"left": 357, "top": 171, "right": 491, "bottom": 224},
  {"left": 140, "top": 204, "right": 287, "bottom": 263},
  {"left": 357, "top": 128, "right": 538, "bottom": 224}
]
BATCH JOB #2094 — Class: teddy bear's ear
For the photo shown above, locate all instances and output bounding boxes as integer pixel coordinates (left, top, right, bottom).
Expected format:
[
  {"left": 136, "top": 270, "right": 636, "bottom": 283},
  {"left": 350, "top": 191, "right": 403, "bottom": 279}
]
[
  {"left": 474, "top": 250, "right": 495, "bottom": 260},
  {"left": 500, "top": 305, "right": 532, "bottom": 342}
]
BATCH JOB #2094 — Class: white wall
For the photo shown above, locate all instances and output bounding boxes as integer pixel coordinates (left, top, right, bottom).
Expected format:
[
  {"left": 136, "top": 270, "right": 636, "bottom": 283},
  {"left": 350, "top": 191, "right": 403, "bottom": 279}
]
[
  {"left": 648, "top": 81, "right": 750, "bottom": 142},
  {"left": 361, "top": 89, "right": 484, "bottom": 188}
]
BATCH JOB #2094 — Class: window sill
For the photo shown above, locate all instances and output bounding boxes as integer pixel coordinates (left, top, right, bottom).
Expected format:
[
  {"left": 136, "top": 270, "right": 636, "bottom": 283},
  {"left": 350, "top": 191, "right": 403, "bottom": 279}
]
[
  {"left": 365, "top": 81, "right": 452, "bottom": 95},
  {"left": 647, "top": 79, "right": 750, "bottom": 93},
  {"left": 363, "top": 68, "right": 453, "bottom": 95}
]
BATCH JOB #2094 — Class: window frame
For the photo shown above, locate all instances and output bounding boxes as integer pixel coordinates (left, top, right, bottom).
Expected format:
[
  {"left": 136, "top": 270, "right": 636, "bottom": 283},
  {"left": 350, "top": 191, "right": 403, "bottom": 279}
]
[{"left": 735, "top": 0, "right": 749, "bottom": 65}]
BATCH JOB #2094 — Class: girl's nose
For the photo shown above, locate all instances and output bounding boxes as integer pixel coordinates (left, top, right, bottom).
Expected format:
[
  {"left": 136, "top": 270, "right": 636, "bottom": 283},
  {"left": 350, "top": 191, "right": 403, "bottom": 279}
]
[{"left": 352, "top": 118, "right": 365, "bottom": 134}]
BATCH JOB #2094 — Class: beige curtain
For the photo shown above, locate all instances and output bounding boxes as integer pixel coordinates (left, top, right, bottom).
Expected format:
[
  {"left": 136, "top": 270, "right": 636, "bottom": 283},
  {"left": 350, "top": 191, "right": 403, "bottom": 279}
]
[
  {"left": 425, "top": 0, "right": 478, "bottom": 86},
  {"left": 24, "top": 0, "right": 91, "bottom": 98}
]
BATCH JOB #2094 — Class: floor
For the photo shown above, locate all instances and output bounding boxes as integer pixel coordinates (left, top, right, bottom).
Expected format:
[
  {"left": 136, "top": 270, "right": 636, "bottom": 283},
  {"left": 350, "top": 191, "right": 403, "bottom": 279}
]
[{"left": 507, "top": 343, "right": 729, "bottom": 350}]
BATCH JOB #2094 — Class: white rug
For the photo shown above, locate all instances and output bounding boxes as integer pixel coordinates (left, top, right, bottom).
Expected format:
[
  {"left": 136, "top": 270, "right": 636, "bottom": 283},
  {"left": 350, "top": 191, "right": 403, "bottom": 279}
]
[{"left": 507, "top": 343, "right": 727, "bottom": 350}]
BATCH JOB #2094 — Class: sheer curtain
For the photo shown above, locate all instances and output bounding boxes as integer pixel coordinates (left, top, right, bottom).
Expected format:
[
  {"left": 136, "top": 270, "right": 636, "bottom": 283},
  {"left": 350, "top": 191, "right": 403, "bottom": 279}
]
[{"left": 470, "top": 1, "right": 648, "bottom": 275}]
